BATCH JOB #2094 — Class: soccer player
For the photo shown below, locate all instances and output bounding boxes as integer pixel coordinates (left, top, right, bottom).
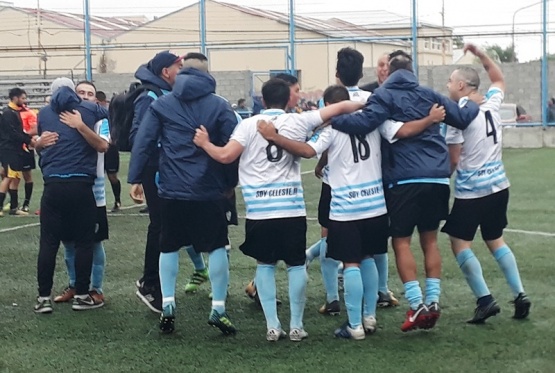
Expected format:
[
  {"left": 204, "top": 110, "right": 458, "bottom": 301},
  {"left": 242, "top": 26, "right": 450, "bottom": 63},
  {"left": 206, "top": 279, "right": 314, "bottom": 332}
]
[
  {"left": 256, "top": 84, "right": 444, "bottom": 339},
  {"left": 443, "top": 43, "right": 531, "bottom": 323},
  {"left": 34, "top": 77, "right": 109, "bottom": 313},
  {"left": 129, "top": 64, "right": 239, "bottom": 335},
  {"left": 50, "top": 81, "right": 110, "bottom": 306},
  {"left": 194, "top": 78, "right": 364, "bottom": 342},
  {"left": 130, "top": 51, "right": 209, "bottom": 313},
  {"left": 330, "top": 50, "right": 480, "bottom": 331}
]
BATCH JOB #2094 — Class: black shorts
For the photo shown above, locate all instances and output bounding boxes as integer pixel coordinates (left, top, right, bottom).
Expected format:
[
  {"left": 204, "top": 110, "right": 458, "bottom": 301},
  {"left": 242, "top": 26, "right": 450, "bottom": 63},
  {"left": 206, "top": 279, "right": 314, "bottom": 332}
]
[
  {"left": 225, "top": 189, "right": 238, "bottom": 226},
  {"left": 240, "top": 217, "right": 307, "bottom": 266},
  {"left": 317, "top": 182, "right": 332, "bottom": 228},
  {"left": 104, "top": 144, "right": 120, "bottom": 174},
  {"left": 94, "top": 206, "right": 109, "bottom": 242},
  {"left": 21, "top": 149, "right": 36, "bottom": 170},
  {"left": 160, "top": 198, "right": 228, "bottom": 253},
  {"left": 327, "top": 214, "right": 389, "bottom": 263},
  {"left": 442, "top": 189, "right": 509, "bottom": 242},
  {"left": 385, "top": 183, "right": 450, "bottom": 238},
  {"left": 1, "top": 151, "right": 23, "bottom": 172}
]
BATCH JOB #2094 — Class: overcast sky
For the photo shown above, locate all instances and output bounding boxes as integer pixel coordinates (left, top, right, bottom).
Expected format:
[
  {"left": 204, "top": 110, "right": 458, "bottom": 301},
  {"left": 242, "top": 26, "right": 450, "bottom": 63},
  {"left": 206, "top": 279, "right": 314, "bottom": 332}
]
[{"left": 11, "top": 0, "right": 555, "bottom": 61}]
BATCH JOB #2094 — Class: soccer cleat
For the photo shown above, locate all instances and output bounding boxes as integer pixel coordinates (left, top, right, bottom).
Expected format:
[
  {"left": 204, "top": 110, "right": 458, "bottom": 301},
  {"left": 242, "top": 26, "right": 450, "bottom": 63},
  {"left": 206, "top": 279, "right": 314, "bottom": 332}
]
[
  {"left": 512, "top": 293, "right": 531, "bottom": 320},
  {"left": 363, "top": 316, "right": 377, "bottom": 334},
  {"left": 135, "top": 278, "right": 144, "bottom": 289},
  {"left": 467, "top": 299, "right": 501, "bottom": 324},
  {"left": 289, "top": 328, "right": 309, "bottom": 342},
  {"left": 318, "top": 300, "right": 341, "bottom": 316},
  {"left": 2, "top": 203, "right": 9, "bottom": 212},
  {"left": 208, "top": 310, "right": 237, "bottom": 335},
  {"left": 34, "top": 297, "right": 53, "bottom": 314},
  {"left": 426, "top": 302, "right": 441, "bottom": 329},
  {"left": 54, "top": 286, "right": 76, "bottom": 303},
  {"left": 245, "top": 280, "right": 281, "bottom": 307},
  {"left": 401, "top": 304, "right": 432, "bottom": 332},
  {"left": 184, "top": 269, "right": 209, "bottom": 293},
  {"left": 334, "top": 321, "right": 365, "bottom": 340},
  {"left": 111, "top": 202, "right": 121, "bottom": 213},
  {"left": 72, "top": 294, "right": 104, "bottom": 311},
  {"left": 266, "top": 328, "right": 287, "bottom": 342},
  {"left": 139, "top": 206, "right": 149, "bottom": 214},
  {"left": 21, "top": 205, "right": 30, "bottom": 213},
  {"left": 135, "top": 284, "right": 162, "bottom": 313},
  {"left": 9, "top": 208, "right": 29, "bottom": 216},
  {"left": 159, "top": 304, "right": 176, "bottom": 334},
  {"left": 0, "top": 210, "right": 3, "bottom": 217},
  {"left": 90, "top": 290, "right": 105, "bottom": 304},
  {"left": 378, "top": 290, "right": 400, "bottom": 307}
]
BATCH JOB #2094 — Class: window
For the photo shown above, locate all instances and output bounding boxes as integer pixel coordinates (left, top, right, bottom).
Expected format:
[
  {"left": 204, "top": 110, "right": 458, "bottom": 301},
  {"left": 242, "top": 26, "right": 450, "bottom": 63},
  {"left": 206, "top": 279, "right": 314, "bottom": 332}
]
[
  {"left": 424, "top": 38, "right": 430, "bottom": 49},
  {"left": 432, "top": 38, "right": 442, "bottom": 50}
]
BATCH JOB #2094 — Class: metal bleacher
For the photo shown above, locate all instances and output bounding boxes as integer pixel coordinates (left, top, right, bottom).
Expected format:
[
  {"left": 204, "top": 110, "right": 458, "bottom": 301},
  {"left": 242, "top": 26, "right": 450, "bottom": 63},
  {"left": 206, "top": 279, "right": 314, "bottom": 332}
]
[{"left": 0, "top": 78, "right": 52, "bottom": 110}]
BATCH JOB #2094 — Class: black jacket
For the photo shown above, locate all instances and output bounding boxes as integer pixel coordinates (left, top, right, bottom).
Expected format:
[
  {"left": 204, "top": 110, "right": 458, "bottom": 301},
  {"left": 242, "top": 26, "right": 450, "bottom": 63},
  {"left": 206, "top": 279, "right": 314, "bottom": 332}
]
[{"left": 0, "top": 105, "right": 32, "bottom": 156}]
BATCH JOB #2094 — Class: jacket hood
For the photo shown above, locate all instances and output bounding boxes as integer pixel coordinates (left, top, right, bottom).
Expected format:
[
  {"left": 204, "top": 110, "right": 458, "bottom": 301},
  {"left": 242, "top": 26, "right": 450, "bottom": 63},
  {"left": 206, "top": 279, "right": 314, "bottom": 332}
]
[
  {"left": 172, "top": 68, "right": 216, "bottom": 101},
  {"left": 382, "top": 69, "right": 419, "bottom": 90},
  {"left": 51, "top": 86, "right": 81, "bottom": 114},
  {"left": 134, "top": 64, "right": 173, "bottom": 91}
]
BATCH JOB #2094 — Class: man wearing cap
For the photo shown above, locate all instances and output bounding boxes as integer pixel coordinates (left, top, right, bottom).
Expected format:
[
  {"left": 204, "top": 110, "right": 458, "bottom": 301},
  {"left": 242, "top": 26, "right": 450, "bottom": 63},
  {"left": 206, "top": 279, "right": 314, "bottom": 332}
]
[
  {"left": 33, "top": 77, "right": 109, "bottom": 314},
  {"left": 130, "top": 51, "right": 213, "bottom": 313}
]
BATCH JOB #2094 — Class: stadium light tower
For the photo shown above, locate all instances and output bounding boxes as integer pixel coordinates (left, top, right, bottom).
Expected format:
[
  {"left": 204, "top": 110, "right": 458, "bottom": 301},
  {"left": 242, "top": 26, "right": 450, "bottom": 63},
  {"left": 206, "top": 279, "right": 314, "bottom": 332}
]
[{"left": 512, "top": 1, "right": 543, "bottom": 62}]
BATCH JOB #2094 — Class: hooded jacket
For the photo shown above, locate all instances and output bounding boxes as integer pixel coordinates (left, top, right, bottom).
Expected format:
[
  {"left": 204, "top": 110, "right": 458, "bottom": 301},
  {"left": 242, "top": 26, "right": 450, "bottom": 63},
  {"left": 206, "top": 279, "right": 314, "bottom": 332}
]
[
  {"left": 332, "top": 69, "right": 480, "bottom": 185},
  {"left": 128, "top": 64, "right": 172, "bottom": 156},
  {"left": 128, "top": 68, "right": 239, "bottom": 201},
  {"left": 37, "top": 86, "right": 109, "bottom": 183}
]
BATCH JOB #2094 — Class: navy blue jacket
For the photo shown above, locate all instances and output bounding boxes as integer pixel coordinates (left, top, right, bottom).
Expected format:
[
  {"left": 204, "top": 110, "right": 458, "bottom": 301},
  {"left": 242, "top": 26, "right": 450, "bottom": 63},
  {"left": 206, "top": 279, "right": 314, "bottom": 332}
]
[
  {"left": 332, "top": 69, "right": 480, "bottom": 185},
  {"left": 38, "top": 86, "right": 109, "bottom": 183},
  {"left": 128, "top": 68, "right": 239, "bottom": 201},
  {"left": 128, "top": 64, "right": 172, "bottom": 167}
]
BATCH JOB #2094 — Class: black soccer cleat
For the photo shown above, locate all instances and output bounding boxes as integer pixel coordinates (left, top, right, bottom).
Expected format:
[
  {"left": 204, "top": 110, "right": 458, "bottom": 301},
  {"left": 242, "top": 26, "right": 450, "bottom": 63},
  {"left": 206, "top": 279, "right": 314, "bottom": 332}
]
[
  {"left": 467, "top": 299, "right": 501, "bottom": 324},
  {"left": 512, "top": 293, "right": 531, "bottom": 320}
]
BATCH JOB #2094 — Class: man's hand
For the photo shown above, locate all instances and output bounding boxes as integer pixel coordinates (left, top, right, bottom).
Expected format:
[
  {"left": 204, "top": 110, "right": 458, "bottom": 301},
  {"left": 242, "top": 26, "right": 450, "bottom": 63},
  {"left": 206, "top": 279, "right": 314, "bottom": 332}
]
[
  {"left": 314, "top": 164, "right": 324, "bottom": 179},
  {"left": 257, "top": 120, "right": 277, "bottom": 141},
  {"left": 35, "top": 131, "right": 59, "bottom": 150},
  {"left": 429, "top": 104, "right": 446, "bottom": 123},
  {"left": 130, "top": 184, "right": 144, "bottom": 204},
  {"left": 59, "top": 110, "right": 84, "bottom": 129},
  {"left": 463, "top": 43, "right": 484, "bottom": 58},
  {"left": 193, "top": 125, "right": 210, "bottom": 147}
]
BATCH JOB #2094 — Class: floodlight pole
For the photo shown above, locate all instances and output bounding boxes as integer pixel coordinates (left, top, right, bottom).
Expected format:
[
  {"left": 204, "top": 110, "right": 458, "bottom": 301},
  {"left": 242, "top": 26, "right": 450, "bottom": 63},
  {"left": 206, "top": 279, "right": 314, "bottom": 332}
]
[
  {"left": 541, "top": 0, "right": 548, "bottom": 126},
  {"left": 200, "top": 0, "right": 207, "bottom": 55},
  {"left": 288, "top": 0, "right": 296, "bottom": 76},
  {"left": 84, "top": 0, "right": 92, "bottom": 81},
  {"left": 411, "top": 0, "right": 418, "bottom": 77}
]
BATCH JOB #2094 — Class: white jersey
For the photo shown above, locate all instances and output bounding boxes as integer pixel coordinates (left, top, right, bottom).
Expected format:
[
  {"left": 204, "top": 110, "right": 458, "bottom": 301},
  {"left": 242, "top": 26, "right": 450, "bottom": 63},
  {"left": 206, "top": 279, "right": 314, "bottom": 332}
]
[
  {"left": 93, "top": 119, "right": 110, "bottom": 207},
  {"left": 231, "top": 109, "right": 323, "bottom": 220},
  {"left": 308, "top": 125, "right": 386, "bottom": 222},
  {"left": 321, "top": 87, "right": 371, "bottom": 185},
  {"left": 445, "top": 87, "right": 510, "bottom": 199}
]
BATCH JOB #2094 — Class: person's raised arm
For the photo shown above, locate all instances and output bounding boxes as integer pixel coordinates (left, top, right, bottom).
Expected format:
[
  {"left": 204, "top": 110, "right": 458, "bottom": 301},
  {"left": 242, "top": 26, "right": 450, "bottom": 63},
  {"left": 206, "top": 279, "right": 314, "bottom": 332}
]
[{"left": 464, "top": 43, "right": 505, "bottom": 91}]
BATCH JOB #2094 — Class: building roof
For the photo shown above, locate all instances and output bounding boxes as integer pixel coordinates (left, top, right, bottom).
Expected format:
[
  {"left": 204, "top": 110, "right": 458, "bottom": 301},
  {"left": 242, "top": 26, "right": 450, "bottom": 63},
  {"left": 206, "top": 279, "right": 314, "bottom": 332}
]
[{"left": 3, "top": 6, "right": 147, "bottom": 39}]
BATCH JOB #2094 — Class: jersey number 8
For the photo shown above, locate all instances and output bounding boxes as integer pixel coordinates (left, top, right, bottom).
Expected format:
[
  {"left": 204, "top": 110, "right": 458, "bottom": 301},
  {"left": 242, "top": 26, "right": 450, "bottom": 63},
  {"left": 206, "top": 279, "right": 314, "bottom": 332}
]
[{"left": 266, "top": 130, "right": 283, "bottom": 162}]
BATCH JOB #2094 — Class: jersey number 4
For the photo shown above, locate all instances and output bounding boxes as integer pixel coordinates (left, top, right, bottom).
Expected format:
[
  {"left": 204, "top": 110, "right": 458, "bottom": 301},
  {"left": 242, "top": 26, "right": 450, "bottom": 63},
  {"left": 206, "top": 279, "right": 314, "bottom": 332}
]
[
  {"left": 485, "top": 110, "right": 498, "bottom": 144},
  {"left": 349, "top": 134, "right": 370, "bottom": 163}
]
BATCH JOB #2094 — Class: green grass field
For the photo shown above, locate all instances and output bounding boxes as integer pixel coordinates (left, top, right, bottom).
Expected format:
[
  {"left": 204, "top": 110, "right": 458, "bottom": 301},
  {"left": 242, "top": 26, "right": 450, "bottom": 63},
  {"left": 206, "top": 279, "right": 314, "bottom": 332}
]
[{"left": 1, "top": 149, "right": 554, "bottom": 373}]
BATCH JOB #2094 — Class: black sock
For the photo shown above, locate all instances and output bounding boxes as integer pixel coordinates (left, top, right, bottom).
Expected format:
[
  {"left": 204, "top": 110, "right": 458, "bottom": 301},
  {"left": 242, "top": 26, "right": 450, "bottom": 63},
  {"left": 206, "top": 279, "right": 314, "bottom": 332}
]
[
  {"left": 112, "top": 180, "right": 121, "bottom": 204},
  {"left": 0, "top": 192, "right": 6, "bottom": 207},
  {"left": 477, "top": 294, "right": 494, "bottom": 308},
  {"left": 24, "top": 182, "right": 33, "bottom": 206},
  {"left": 8, "top": 189, "right": 18, "bottom": 210}
]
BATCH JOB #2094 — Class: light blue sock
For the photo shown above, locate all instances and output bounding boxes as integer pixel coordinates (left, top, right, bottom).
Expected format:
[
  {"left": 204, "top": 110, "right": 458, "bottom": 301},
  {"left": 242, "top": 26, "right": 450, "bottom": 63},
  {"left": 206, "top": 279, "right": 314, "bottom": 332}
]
[
  {"left": 62, "top": 241, "right": 76, "bottom": 288},
  {"left": 493, "top": 245, "right": 525, "bottom": 297},
  {"left": 185, "top": 245, "right": 206, "bottom": 272},
  {"left": 360, "top": 258, "right": 379, "bottom": 318},
  {"left": 306, "top": 238, "right": 322, "bottom": 263},
  {"left": 403, "top": 280, "right": 423, "bottom": 310},
  {"left": 255, "top": 264, "right": 280, "bottom": 329},
  {"left": 209, "top": 248, "right": 229, "bottom": 313},
  {"left": 374, "top": 253, "right": 389, "bottom": 294},
  {"left": 287, "top": 265, "right": 307, "bottom": 330},
  {"left": 425, "top": 278, "right": 441, "bottom": 305},
  {"left": 456, "top": 248, "right": 491, "bottom": 299},
  {"left": 159, "top": 251, "right": 179, "bottom": 308},
  {"left": 320, "top": 238, "right": 340, "bottom": 303},
  {"left": 91, "top": 242, "right": 106, "bottom": 293},
  {"left": 343, "top": 267, "right": 363, "bottom": 328}
]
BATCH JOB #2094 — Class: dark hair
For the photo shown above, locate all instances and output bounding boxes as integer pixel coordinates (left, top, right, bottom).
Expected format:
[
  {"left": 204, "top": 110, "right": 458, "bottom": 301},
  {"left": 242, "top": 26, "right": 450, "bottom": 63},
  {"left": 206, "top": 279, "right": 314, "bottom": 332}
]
[
  {"left": 388, "top": 50, "right": 413, "bottom": 75},
  {"left": 273, "top": 73, "right": 298, "bottom": 86},
  {"left": 323, "top": 85, "right": 350, "bottom": 105},
  {"left": 9, "top": 87, "right": 26, "bottom": 100},
  {"left": 237, "top": 98, "right": 246, "bottom": 105},
  {"left": 262, "top": 78, "right": 291, "bottom": 109},
  {"left": 96, "top": 90, "right": 107, "bottom": 102},
  {"left": 184, "top": 52, "right": 208, "bottom": 61},
  {"left": 336, "top": 47, "right": 364, "bottom": 87},
  {"left": 75, "top": 80, "right": 97, "bottom": 91}
]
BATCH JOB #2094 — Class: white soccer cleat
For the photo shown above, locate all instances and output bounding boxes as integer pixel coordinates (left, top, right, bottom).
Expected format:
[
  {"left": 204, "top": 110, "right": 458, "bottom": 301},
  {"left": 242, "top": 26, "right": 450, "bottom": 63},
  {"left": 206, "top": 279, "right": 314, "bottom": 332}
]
[
  {"left": 266, "top": 328, "right": 286, "bottom": 342},
  {"left": 289, "top": 328, "right": 308, "bottom": 342},
  {"left": 363, "top": 316, "right": 377, "bottom": 334}
]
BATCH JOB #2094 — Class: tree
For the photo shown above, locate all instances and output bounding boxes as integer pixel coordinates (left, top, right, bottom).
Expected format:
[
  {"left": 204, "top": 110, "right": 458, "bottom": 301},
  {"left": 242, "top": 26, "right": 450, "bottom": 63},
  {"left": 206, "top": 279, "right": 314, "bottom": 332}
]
[
  {"left": 485, "top": 44, "right": 518, "bottom": 63},
  {"left": 453, "top": 35, "right": 465, "bottom": 49}
]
